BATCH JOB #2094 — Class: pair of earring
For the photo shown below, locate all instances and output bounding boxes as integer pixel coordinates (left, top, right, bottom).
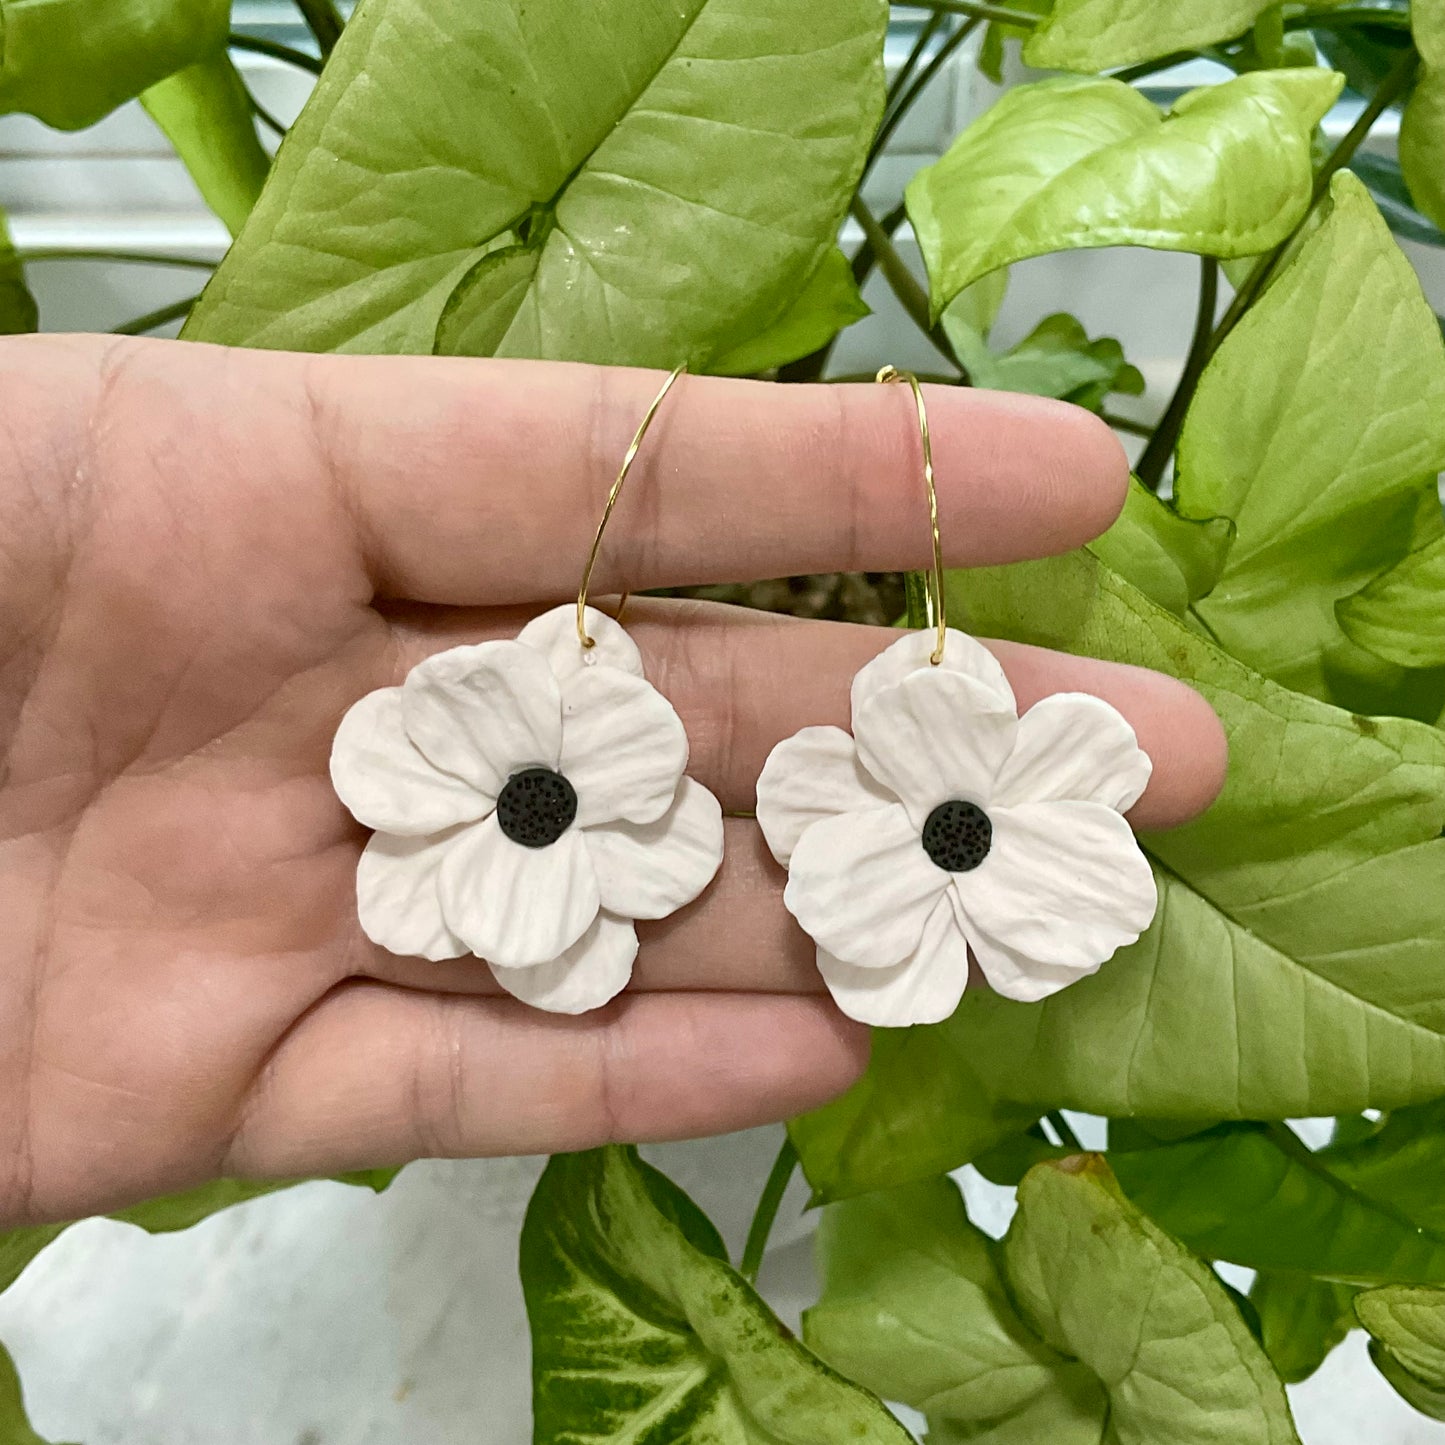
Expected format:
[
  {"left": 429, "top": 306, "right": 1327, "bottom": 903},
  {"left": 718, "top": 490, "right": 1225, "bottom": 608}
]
[{"left": 329, "top": 367, "right": 1158, "bottom": 1028}]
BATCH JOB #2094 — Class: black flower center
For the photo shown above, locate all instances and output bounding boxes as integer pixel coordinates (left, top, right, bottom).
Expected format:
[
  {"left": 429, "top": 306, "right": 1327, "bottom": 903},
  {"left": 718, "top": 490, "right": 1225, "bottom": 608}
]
[
  {"left": 496, "top": 768, "right": 578, "bottom": 848},
  {"left": 922, "top": 799, "right": 992, "bottom": 873}
]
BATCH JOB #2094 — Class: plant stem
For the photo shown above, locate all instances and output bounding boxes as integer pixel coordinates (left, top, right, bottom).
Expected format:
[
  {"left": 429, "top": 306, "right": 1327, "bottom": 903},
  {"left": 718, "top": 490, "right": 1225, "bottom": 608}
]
[
  {"left": 869, "top": 17, "right": 981, "bottom": 167},
  {"left": 887, "top": 9, "right": 947, "bottom": 119},
  {"left": 112, "top": 294, "right": 200, "bottom": 336},
  {"left": 740, "top": 1137, "right": 799, "bottom": 1285},
  {"left": 294, "top": 0, "right": 345, "bottom": 55},
  {"left": 849, "top": 196, "right": 938, "bottom": 346},
  {"left": 1101, "top": 411, "right": 1153, "bottom": 438},
  {"left": 1209, "top": 44, "right": 1420, "bottom": 358},
  {"left": 1111, "top": 49, "right": 1198, "bottom": 84},
  {"left": 249, "top": 91, "right": 288, "bottom": 140},
  {"left": 1046, "top": 1111, "right": 1083, "bottom": 1151},
  {"left": 901, "top": 0, "right": 1042, "bottom": 27},
  {"left": 229, "top": 34, "right": 325, "bottom": 75},
  {"left": 19, "top": 249, "right": 218, "bottom": 270},
  {"left": 1135, "top": 255, "right": 1219, "bottom": 491}
]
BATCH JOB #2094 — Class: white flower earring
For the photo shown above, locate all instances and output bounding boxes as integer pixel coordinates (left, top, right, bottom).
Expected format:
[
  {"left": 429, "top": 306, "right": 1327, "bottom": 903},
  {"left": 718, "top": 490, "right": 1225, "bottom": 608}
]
[
  {"left": 330, "top": 367, "right": 724, "bottom": 1015},
  {"left": 754, "top": 367, "right": 1158, "bottom": 1029}
]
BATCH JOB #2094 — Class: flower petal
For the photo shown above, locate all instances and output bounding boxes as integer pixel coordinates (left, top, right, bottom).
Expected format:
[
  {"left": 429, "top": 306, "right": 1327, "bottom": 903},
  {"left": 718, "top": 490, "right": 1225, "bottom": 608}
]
[
  {"left": 851, "top": 626, "right": 1015, "bottom": 722},
  {"left": 437, "top": 813, "right": 600, "bottom": 968},
  {"left": 817, "top": 894, "right": 970, "bottom": 1027},
  {"left": 331, "top": 688, "right": 493, "bottom": 836},
  {"left": 754, "top": 726, "right": 896, "bottom": 867},
  {"left": 784, "top": 802, "right": 950, "bottom": 969},
  {"left": 963, "top": 926, "right": 1100, "bottom": 1004},
  {"left": 854, "top": 668, "right": 1017, "bottom": 825},
  {"left": 993, "top": 692, "right": 1153, "bottom": 813},
  {"left": 402, "top": 641, "right": 562, "bottom": 798},
  {"left": 355, "top": 828, "right": 471, "bottom": 962},
  {"left": 560, "top": 667, "right": 688, "bottom": 827},
  {"left": 488, "top": 912, "right": 638, "bottom": 1015},
  {"left": 953, "top": 800, "right": 1158, "bottom": 973},
  {"left": 517, "top": 603, "right": 644, "bottom": 680},
  {"left": 585, "top": 776, "right": 723, "bottom": 920}
]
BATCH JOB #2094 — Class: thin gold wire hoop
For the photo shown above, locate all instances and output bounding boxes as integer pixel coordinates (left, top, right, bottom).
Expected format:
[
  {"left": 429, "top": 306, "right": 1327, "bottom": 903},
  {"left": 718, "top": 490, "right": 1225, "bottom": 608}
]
[
  {"left": 877, "top": 365, "right": 947, "bottom": 665},
  {"left": 577, "top": 364, "right": 688, "bottom": 649}
]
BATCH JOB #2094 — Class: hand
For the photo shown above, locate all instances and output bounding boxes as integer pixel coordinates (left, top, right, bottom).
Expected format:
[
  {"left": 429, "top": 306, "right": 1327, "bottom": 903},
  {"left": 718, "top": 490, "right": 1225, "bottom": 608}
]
[{"left": 0, "top": 335, "right": 1225, "bottom": 1226}]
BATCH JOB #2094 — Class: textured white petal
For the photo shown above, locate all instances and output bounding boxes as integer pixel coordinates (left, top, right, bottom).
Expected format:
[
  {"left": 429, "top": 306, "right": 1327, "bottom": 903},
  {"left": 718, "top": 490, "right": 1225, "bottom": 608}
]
[
  {"left": 331, "top": 687, "right": 492, "bottom": 836},
  {"left": 994, "top": 692, "right": 1153, "bottom": 813},
  {"left": 963, "top": 925, "right": 1100, "bottom": 1004},
  {"left": 517, "top": 602, "right": 644, "bottom": 680},
  {"left": 754, "top": 726, "right": 896, "bottom": 867},
  {"left": 585, "top": 777, "right": 723, "bottom": 920},
  {"left": 784, "top": 802, "right": 950, "bottom": 969},
  {"left": 851, "top": 626, "right": 1016, "bottom": 722},
  {"left": 560, "top": 667, "right": 688, "bottom": 827},
  {"left": 355, "top": 828, "right": 470, "bottom": 962},
  {"left": 817, "top": 894, "right": 971, "bottom": 1027},
  {"left": 402, "top": 641, "right": 561, "bottom": 797},
  {"left": 854, "top": 669, "right": 1017, "bottom": 824},
  {"left": 488, "top": 912, "right": 638, "bottom": 1015},
  {"left": 437, "top": 813, "right": 600, "bottom": 968},
  {"left": 954, "top": 801, "right": 1158, "bottom": 973}
]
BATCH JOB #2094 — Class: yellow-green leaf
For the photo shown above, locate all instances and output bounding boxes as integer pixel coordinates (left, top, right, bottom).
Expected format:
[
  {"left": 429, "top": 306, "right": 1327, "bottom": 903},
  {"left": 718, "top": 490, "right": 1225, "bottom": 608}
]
[{"left": 905, "top": 68, "right": 1341, "bottom": 319}]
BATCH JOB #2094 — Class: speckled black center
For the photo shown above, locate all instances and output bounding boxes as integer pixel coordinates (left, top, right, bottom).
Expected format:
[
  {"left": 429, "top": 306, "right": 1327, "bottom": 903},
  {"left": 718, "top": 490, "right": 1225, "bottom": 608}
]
[
  {"left": 922, "top": 799, "right": 992, "bottom": 873},
  {"left": 496, "top": 768, "right": 578, "bottom": 848}
]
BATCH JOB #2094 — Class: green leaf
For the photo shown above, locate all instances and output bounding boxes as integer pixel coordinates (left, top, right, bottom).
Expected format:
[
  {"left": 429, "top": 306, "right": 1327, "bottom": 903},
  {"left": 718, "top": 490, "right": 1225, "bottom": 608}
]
[
  {"left": 792, "top": 549, "right": 1445, "bottom": 1201},
  {"left": 1090, "top": 479, "right": 1234, "bottom": 617},
  {"left": 706, "top": 248, "right": 869, "bottom": 377},
  {"left": 1108, "top": 1122, "right": 1445, "bottom": 1284},
  {"left": 140, "top": 54, "right": 271, "bottom": 237},
  {"left": 0, "top": 0, "right": 230, "bottom": 131},
  {"left": 1402, "top": 1, "right": 1445, "bottom": 234},
  {"left": 1337, "top": 530, "right": 1445, "bottom": 669},
  {"left": 0, "top": 1342, "right": 68, "bottom": 1445},
  {"left": 979, "top": 0, "right": 1053, "bottom": 83},
  {"left": 1025, "top": 0, "right": 1290, "bottom": 71},
  {"left": 1357, "top": 1284, "right": 1445, "bottom": 1418},
  {"left": 1250, "top": 1273, "right": 1358, "bottom": 1383},
  {"left": 1177, "top": 173, "right": 1445, "bottom": 706},
  {"left": 905, "top": 69, "right": 1341, "bottom": 320},
  {"left": 1314, "top": 14, "right": 1414, "bottom": 96},
  {"left": 809, "top": 1160, "right": 1301, "bottom": 1445},
  {"left": 521, "top": 1146, "right": 912, "bottom": 1444},
  {"left": 185, "top": 0, "right": 887, "bottom": 364},
  {"left": 806, "top": 1175, "right": 1105, "bottom": 1445},
  {"left": 944, "top": 311, "right": 1143, "bottom": 411},
  {"left": 939, "top": 268, "right": 1010, "bottom": 346},
  {"left": 0, "top": 208, "right": 36, "bottom": 335},
  {"left": 1317, "top": 1098, "right": 1445, "bottom": 1234}
]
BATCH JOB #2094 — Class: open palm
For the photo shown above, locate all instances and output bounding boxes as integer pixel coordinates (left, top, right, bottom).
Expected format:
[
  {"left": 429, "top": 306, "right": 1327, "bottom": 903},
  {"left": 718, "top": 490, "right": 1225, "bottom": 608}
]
[{"left": 0, "top": 334, "right": 1225, "bottom": 1227}]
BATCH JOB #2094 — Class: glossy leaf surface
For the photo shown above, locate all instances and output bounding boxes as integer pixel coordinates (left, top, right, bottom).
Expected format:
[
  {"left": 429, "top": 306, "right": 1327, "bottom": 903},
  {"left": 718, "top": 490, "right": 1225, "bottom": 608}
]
[
  {"left": 186, "top": 0, "right": 887, "bottom": 366},
  {"left": 905, "top": 69, "right": 1340, "bottom": 318}
]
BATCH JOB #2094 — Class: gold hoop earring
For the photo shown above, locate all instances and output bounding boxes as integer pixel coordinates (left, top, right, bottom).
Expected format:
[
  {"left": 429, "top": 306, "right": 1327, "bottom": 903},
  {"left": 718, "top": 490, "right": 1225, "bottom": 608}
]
[
  {"left": 753, "top": 367, "right": 1159, "bottom": 1029},
  {"left": 330, "top": 366, "right": 722, "bottom": 1015}
]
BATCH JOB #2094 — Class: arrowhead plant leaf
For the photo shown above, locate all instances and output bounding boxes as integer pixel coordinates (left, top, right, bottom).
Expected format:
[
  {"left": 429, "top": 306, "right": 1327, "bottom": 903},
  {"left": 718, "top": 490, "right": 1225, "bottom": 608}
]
[
  {"left": 807, "top": 1159, "right": 1301, "bottom": 1445},
  {"left": 1024, "top": 0, "right": 1306, "bottom": 72},
  {"left": 1177, "top": 174, "right": 1445, "bottom": 707},
  {"left": 184, "top": 0, "right": 888, "bottom": 367},
  {"left": 521, "top": 1146, "right": 912, "bottom": 1444},
  {"left": 905, "top": 68, "right": 1341, "bottom": 320},
  {"left": 1357, "top": 1285, "right": 1445, "bottom": 1419},
  {"left": 0, "top": 0, "right": 230, "bottom": 131}
]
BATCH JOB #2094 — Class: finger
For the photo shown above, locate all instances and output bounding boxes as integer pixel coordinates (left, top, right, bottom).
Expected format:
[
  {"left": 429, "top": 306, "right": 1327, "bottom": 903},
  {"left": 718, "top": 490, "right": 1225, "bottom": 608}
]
[
  {"left": 253, "top": 346, "right": 1129, "bottom": 601},
  {"left": 382, "top": 597, "right": 1228, "bottom": 832},
  {"left": 224, "top": 983, "right": 868, "bottom": 1178}
]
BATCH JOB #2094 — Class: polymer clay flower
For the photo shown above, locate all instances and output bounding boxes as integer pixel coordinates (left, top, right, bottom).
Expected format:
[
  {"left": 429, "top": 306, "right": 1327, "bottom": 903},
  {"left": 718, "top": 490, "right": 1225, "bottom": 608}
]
[
  {"left": 330, "top": 604, "right": 723, "bottom": 1015},
  {"left": 756, "top": 628, "right": 1157, "bottom": 1027}
]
